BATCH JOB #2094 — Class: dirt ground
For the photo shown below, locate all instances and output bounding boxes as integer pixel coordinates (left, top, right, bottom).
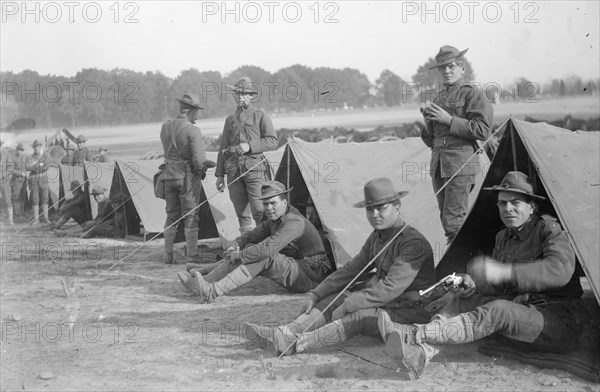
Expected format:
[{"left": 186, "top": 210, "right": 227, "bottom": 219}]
[{"left": 1, "top": 222, "right": 599, "bottom": 392}]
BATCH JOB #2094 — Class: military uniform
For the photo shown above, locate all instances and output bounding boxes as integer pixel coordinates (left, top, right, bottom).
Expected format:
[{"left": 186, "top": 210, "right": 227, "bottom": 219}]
[
  {"left": 422, "top": 76, "right": 493, "bottom": 242},
  {"left": 160, "top": 112, "right": 206, "bottom": 258},
  {"left": 26, "top": 149, "right": 52, "bottom": 223},
  {"left": 81, "top": 200, "right": 125, "bottom": 238},
  {"left": 216, "top": 104, "right": 278, "bottom": 229},
  {"left": 54, "top": 186, "right": 88, "bottom": 228},
  {"left": 416, "top": 214, "right": 583, "bottom": 354},
  {"left": 0, "top": 148, "right": 14, "bottom": 211},
  {"left": 71, "top": 147, "right": 93, "bottom": 166},
  {"left": 11, "top": 148, "right": 28, "bottom": 215}
]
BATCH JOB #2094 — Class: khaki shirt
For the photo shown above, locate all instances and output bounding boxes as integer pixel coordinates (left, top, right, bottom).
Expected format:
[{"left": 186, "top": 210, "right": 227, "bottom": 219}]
[
  {"left": 421, "top": 77, "right": 493, "bottom": 178},
  {"left": 160, "top": 114, "right": 206, "bottom": 179},
  {"left": 311, "top": 219, "right": 436, "bottom": 313},
  {"left": 215, "top": 105, "right": 277, "bottom": 177}
]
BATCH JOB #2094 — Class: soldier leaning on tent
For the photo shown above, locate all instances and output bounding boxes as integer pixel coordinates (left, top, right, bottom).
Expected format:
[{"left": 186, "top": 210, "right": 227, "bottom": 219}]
[
  {"left": 47, "top": 180, "right": 88, "bottom": 230},
  {"left": 69, "top": 135, "right": 93, "bottom": 166},
  {"left": 26, "top": 140, "right": 53, "bottom": 225},
  {"left": 380, "top": 171, "right": 587, "bottom": 380},
  {"left": 160, "top": 93, "right": 207, "bottom": 265},
  {"left": 420, "top": 45, "right": 493, "bottom": 244},
  {"left": 246, "top": 178, "right": 437, "bottom": 356},
  {"left": 54, "top": 185, "right": 125, "bottom": 238},
  {"left": 178, "top": 181, "right": 334, "bottom": 302},
  {"left": 11, "top": 143, "right": 28, "bottom": 218},
  {"left": 215, "top": 76, "right": 278, "bottom": 234}
]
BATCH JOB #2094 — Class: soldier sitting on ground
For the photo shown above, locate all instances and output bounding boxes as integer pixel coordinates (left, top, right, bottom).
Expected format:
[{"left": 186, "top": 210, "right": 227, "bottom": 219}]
[
  {"left": 47, "top": 180, "right": 87, "bottom": 230},
  {"left": 178, "top": 181, "right": 334, "bottom": 302},
  {"left": 54, "top": 185, "right": 125, "bottom": 238}
]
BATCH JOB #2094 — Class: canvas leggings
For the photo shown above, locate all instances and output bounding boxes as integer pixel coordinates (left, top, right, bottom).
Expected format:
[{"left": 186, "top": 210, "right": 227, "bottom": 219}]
[{"left": 429, "top": 294, "right": 584, "bottom": 353}]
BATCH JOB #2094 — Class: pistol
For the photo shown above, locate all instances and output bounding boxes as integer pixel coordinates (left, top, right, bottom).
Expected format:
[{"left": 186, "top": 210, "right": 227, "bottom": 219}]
[{"left": 419, "top": 273, "right": 465, "bottom": 297}]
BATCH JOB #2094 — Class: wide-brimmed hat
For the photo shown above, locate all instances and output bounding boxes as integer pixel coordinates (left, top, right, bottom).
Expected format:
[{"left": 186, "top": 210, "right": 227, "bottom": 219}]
[
  {"left": 76, "top": 135, "right": 87, "bottom": 143},
  {"left": 70, "top": 180, "right": 81, "bottom": 191},
  {"left": 16, "top": 143, "right": 24, "bottom": 151},
  {"left": 176, "top": 93, "right": 204, "bottom": 110},
  {"left": 31, "top": 140, "right": 42, "bottom": 148},
  {"left": 256, "top": 181, "right": 293, "bottom": 200},
  {"left": 429, "top": 45, "right": 469, "bottom": 69},
  {"left": 227, "top": 76, "right": 258, "bottom": 94},
  {"left": 353, "top": 178, "right": 409, "bottom": 208},
  {"left": 484, "top": 171, "right": 545, "bottom": 200},
  {"left": 91, "top": 185, "right": 107, "bottom": 195}
]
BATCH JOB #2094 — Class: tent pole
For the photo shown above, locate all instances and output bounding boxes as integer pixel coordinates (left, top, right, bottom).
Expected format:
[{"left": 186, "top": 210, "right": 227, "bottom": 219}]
[
  {"left": 286, "top": 145, "right": 291, "bottom": 204},
  {"left": 116, "top": 162, "right": 130, "bottom": 236},
  {"left": 510, "top": 126, "right": 519, "bottom": 172}
]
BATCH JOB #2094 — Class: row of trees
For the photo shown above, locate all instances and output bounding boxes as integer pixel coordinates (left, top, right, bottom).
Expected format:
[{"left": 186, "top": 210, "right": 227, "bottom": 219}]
[{"left": 1, "top": 60, "right": 598, "bottom": 129}]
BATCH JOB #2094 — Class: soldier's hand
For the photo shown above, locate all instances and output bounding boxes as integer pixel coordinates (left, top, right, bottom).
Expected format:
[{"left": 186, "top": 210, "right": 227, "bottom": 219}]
[
  {"left": 453, "top": 273, "right": 476, "bottom": 298},
  {"left": 236, "top": 143, "right": 250, "bottom": 155},
  {"left": 468, "top": 255, "right": 512, "bottom": 287},
  {"left": 301, "top": 293, "right": 318, "bottom": 314},
  {"left": 425, "top": 102, "right": 453, "bottom": 125},
  {"left": 216, "top": 177, "right": 225, "bottom": 192}
]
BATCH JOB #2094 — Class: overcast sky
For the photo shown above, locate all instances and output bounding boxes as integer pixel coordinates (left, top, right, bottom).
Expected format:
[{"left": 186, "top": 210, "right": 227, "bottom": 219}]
[{"left": 1, "top": 1, "right": 599, "bottom": 86}]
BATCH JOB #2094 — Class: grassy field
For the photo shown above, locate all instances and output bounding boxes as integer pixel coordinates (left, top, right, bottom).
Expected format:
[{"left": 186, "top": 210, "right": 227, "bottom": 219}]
[{"left": 3, "top": 96, "right": 598, "bottom": 161}]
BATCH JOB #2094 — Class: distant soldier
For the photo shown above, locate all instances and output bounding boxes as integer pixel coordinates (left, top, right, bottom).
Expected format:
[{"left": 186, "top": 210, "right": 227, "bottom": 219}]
[
  {"left": 26, "top": 140, "right": 52, "bottom": 224},
  {"left": 95, "top": 146, "right": 110, "bottom": 162},
  {"left": 11, "top": 143, "right": 28, "bottom": 217},
  {"left": 420, "top": 45, "right": 493, "bottom": 244},
  {"left": 216, "top": 76, "right": 278, "bottom": 234},
  {"left": 160, "top": 93, "right": 206, "bottom": 264},
  {"left": 0, "top": 140, "right": 15, "bottom": 225},
  {"left": 48, "top": 180, "right": 87, "bottom": 230},
  {"left": 70, "top": 135, "right": 93, "bottom": 166}
]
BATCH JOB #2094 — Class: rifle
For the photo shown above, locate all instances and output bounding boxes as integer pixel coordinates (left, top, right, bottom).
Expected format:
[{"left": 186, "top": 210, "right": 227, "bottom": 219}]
[{"left": 419, "top": 273, "right": 466, "bottom": 298}]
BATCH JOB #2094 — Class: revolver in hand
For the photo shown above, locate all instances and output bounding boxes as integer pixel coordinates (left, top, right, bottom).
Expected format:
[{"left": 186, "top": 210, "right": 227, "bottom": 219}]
[{"left": 419, "top": 273, "right": 466, "bottom": 298}]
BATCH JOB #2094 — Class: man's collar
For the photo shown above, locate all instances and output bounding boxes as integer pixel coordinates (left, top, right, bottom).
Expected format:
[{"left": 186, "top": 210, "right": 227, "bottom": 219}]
[
  {"left": 236, "top": 103, "right": 253, "bottom": 113},
  {"left": 443, "top": 76, "right": 465, "bottom": 90},
  {"left": 507, "top": 214, "right": 539, "bottom": 239},
  {"left": 376, "top": 218, "right": 406, "bottom": 239}
]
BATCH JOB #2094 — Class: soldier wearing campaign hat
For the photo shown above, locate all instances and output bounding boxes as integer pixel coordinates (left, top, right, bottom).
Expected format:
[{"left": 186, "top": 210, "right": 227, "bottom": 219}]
[
  {"left": 160, "top": 93, "right": 207, "bottom": 264},
  {"left": 379, "top": 171, "right": 585, "bottom": 380},
  {"left": 26, "top": 140, "right": 52, "bottom": 224},
  {"left": 178, "top": 180, "right": 333, "bottom": 302},
  {"left": 247, "top": 178, "right": 436, "bottom": 357},
  {"left": 11, "top": 143, "right": 28, "bottom": 218},
  {"left": 420, "top": 45, "right": 493, "bottom": 244},
  {"left": 70, "top": 135, "right": 93, "bottom": 166},
  {"left": 215, "top": 76, "right": 278, "bottom": 234}
]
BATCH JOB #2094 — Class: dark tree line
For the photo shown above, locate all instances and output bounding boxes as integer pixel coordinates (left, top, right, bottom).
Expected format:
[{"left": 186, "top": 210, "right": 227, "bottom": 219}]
[{"left": 1, "top": 62, "right": 598, "bottom": 129}]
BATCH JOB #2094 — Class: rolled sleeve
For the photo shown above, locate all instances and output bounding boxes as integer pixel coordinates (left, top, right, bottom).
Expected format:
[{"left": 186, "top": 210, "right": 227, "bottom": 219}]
[{"left": 240, "top": 217, "right": 304, "bottom": 264}]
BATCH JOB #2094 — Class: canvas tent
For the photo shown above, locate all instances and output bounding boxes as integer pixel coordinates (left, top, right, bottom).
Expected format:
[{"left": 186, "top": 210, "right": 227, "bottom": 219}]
[
  {"left": 274, "top": 137, "right": 490, "bottom": 266},
  {"left": 106, "top": 149, "right": 284, "bottom": 240},
  {"left": 437, "top": 118, "right": 600, "bottom": 305}
]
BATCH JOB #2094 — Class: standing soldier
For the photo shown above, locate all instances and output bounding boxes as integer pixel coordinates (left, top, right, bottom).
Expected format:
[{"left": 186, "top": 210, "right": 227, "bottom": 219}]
[
  {"left": 11, "top": 143, "right": 28, "bottom": 218},
  {"left": 26, "top": 140, "right": 52, "bottom": 224},
  {"left": 216, "top": 76, "right": 278, "bottom": 234},
  {"left": 0, "top": 140, "right": 15, "bottom": 225},
  {"left": 70, "top": 135, "right": 93, "bottom": 166},
  {"left": 420, "top": 46, "right": 493, "bottom": 244},
  {"left": 160, "top": 93, "right": 206, "bottom": 264}
]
